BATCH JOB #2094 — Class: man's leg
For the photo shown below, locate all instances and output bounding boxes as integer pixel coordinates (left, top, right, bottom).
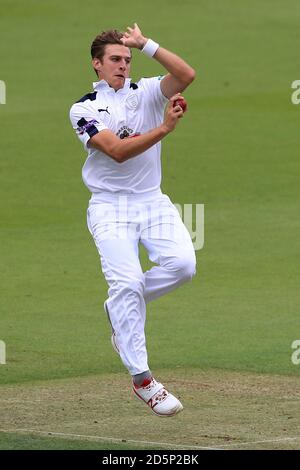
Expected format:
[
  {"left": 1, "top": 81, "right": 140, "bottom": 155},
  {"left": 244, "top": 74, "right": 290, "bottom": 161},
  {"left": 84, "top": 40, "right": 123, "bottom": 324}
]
[
  {"left": 99, "top": 238, "right": 184, "bottom": 416},
  {"left": 141, "top": 196, "right": 196, "bottom": 303},
  {"left": 87, "top": 204, "right": 149, "bottom": 376},
  {"left": 87, "top": 199, "right": 184, "bottom": 416}
]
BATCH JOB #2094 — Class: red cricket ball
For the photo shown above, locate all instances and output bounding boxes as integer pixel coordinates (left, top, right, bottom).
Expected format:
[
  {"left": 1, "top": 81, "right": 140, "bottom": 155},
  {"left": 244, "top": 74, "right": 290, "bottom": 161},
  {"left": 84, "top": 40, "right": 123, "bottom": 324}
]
[{"left": 173, "top": 97, "right": 187, "bottom": 113}]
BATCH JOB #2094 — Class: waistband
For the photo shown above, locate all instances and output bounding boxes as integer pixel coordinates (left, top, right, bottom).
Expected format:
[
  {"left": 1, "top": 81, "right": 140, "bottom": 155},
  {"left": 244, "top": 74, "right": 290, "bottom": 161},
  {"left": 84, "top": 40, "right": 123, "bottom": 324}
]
[{"left": 90, "top": 189, "right": 163, "bottom": 204}]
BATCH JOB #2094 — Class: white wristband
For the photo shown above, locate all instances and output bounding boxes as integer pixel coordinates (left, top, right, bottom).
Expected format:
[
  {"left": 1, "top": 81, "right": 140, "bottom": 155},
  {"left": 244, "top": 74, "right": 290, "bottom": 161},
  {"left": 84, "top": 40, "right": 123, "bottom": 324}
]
[{"left": 141, "top": 39, "right": 159, "bottom": 57}]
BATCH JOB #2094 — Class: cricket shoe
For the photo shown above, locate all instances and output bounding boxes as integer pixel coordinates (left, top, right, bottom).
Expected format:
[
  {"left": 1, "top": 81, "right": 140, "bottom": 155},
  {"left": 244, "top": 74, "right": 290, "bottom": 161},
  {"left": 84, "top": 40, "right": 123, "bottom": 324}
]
[
  {"left": 133, "top": 377, "right": 183, "bottom": 417},
  {"left": 103, "top": 301, "right": 120, "bottom": 354}
]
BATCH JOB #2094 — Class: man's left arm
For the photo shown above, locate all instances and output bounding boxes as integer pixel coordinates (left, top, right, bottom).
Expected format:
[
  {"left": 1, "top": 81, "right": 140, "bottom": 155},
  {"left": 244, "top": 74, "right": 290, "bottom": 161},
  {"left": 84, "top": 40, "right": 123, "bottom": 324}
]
[
  {"left": 121, "top": 23, "right": 196, "bottom": 99},
  {"left": 153, "top": 47, "right": 196, "bottom": 99}
]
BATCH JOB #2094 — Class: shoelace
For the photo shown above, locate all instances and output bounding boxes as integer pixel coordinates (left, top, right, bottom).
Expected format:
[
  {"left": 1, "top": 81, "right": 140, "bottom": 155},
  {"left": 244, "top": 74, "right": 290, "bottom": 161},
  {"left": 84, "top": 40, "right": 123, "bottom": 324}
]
[
  {"left": 151, "top": 389, "right": 168, "bottom": 404},
  {"left": 142, "top": 379, "right": 158, "bottom": 392}
]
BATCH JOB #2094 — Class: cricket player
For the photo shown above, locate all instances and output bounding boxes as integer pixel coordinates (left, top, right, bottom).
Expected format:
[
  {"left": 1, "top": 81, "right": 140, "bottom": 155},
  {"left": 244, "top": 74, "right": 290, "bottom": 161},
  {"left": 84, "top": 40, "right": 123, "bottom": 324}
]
[{"left": 70, "top": 23, "right": 196, "bottom": 417}]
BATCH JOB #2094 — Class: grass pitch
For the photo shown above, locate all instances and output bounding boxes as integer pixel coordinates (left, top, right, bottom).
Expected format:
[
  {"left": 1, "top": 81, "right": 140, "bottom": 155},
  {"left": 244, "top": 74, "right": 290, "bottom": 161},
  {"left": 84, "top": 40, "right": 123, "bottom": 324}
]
[{"left": 0, "top": 0, "right": 300, "bottom": 450}]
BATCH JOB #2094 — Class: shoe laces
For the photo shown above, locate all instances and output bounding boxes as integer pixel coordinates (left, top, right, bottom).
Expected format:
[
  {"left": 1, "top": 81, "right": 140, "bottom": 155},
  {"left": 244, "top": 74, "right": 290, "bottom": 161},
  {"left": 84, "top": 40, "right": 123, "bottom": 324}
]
[
  {"left": 141, "top": 377, "right": 157, "bottom": 391},
  {"left": 141, "top": 378, "right": 169, "bottom": 404},
  {"left": 151, "top": 388, "right": 169, "bottom": 405}
]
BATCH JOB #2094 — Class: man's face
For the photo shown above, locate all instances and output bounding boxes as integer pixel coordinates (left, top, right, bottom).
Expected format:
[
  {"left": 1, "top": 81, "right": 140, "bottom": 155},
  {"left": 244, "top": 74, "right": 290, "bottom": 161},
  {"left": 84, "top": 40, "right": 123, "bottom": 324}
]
[{"left": 93, "top": 44, "right": 132, "bottom": 91}]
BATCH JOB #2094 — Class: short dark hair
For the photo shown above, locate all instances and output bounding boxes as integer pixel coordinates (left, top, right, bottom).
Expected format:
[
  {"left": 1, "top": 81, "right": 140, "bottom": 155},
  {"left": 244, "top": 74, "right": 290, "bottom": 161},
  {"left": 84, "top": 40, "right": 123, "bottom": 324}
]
[
  {"left": 91, "top": 29, "right": 124, "bottom": 62},
  {"left": 91, "top": 29, "right": 130, "bottom": 77}
]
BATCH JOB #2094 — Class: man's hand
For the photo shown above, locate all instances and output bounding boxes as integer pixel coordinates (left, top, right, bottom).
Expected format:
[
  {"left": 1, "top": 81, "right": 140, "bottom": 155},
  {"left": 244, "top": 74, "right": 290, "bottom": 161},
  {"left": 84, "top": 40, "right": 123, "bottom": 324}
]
[
  {"left": 162, "top": 94, "right": 185, "bottom": 133},
  {"left": 121, "top": 23, "right": 148, "bottom": 50}
]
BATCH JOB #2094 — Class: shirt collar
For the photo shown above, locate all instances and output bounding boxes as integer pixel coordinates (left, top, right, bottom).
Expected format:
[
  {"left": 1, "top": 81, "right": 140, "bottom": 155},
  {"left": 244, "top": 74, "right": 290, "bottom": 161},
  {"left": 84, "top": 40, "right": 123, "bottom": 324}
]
[{"left": 93, "top": 78, "right": 132, "bottom": 93}]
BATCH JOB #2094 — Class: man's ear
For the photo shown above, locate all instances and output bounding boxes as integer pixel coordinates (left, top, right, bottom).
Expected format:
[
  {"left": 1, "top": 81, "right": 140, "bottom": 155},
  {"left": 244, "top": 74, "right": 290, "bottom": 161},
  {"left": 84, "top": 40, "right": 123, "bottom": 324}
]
[{"left": 92, "top": 58, "right": 102, "bottom": 75}]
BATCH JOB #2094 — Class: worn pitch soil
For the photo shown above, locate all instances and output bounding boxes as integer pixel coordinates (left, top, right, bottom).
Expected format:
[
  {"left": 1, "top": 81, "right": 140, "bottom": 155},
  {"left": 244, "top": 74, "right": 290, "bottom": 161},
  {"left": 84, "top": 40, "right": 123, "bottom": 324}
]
[{"left": 1, "top": 368, "right": 300, "bottom": 450}]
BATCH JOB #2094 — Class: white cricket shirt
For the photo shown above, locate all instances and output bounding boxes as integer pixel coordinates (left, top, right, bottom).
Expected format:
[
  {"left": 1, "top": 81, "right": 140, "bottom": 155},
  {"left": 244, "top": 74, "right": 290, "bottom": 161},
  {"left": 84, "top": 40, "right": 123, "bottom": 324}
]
[{"left": 69, "top": 77, "right": 168, "bottom": 194}]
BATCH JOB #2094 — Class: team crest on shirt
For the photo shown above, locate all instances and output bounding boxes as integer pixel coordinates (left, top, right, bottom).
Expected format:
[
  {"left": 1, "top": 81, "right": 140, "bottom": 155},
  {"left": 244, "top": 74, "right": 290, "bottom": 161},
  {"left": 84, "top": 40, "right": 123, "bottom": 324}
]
[
  {"left": 117, "top": 126, "right": 134, "bottom": 139},
  {"left": 117, "top": 125, "right": 140, "bottom": 139},
  {"left": 126, "top": 93, "right": 139, "bottom": 110}
]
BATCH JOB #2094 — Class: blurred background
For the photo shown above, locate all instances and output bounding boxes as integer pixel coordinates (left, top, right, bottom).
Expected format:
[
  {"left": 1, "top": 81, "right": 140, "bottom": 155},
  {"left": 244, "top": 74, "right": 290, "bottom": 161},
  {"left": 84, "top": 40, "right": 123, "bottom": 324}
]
[{"left": 0, "top": 0, "right": 299, "bottom": 384}]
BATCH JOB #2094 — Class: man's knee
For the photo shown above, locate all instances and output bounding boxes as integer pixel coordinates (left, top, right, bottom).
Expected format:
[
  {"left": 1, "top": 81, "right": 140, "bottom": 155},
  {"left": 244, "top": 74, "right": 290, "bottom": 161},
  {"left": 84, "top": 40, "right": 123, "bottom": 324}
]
[
  {"left": 177, "top": 255, "right": 196, "bottom": 282},
  {"left": 165, "top": 250, "right": 196, "bottom": 282}
]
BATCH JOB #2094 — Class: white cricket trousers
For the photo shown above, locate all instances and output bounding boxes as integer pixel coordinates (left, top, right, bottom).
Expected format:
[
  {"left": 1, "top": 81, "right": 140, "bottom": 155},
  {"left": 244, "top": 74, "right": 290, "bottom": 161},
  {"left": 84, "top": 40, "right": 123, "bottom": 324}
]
[{"left": 87, "top": 189, "right": 196, "bottom": 375}]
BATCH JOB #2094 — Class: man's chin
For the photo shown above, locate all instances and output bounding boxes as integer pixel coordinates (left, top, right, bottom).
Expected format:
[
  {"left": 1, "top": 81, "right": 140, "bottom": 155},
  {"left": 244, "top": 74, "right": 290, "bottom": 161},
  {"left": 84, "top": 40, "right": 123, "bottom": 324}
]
[{"left": 113, "top": 77, "right": 125, "bottom": 90}]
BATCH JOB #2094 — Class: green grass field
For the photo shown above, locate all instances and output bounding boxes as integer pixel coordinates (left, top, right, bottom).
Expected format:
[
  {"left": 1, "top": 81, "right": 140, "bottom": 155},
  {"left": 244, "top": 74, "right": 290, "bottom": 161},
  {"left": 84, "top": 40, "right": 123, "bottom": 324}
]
[{"left": 1, "top": 0, "right": 300, "bottom": 450}]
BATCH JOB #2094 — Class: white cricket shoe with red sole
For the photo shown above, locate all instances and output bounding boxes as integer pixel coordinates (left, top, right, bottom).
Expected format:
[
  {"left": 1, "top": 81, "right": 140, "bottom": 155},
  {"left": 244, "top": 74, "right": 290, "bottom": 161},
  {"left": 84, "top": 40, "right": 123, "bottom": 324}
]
[
  {"left": 133, "top": 377, "right": 183, "bottom": 417},
  {"left": 104, "top": 301, "right": 120, "bottom": 354}
]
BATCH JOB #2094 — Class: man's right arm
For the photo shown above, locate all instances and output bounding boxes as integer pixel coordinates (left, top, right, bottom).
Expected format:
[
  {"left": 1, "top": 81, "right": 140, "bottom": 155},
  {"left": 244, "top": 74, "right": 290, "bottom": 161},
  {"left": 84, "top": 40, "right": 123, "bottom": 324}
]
[
  {"left": 89, "top": 126, "right": 167, "bottom": 163},
  {"left": 89, "top": 94, "right": 183, "bottom": 163}
]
